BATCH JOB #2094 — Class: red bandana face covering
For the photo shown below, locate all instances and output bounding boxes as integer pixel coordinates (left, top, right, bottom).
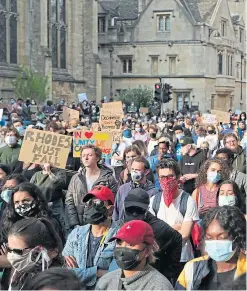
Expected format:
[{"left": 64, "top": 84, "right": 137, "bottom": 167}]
[{"left": 159, "top": 177, "right": 178, "bottom": 207}]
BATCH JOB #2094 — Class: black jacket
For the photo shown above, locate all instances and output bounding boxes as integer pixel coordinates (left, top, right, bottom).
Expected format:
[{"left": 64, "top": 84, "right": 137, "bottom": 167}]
[
  {"left": 180, "top": 149, "right": 206, "bottom": 194},
  {"left": 144, "top": 212, "right": 182, "bottom": 284}
]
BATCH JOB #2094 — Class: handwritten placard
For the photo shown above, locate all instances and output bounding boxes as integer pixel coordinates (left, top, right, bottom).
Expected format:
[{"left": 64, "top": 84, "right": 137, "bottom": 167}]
[
  {"left": 201, "top": 114, "right": 217, "bottom": 124},
  {"left": 140, "top": 107, "right": 149, "bottom": 114},
  {"left": 211, "top": 110, "right": 230, "bottom": 124},
  {"left": 19, "top": 128, "right": 72, "bottom": 169},
  {"left": 73, "top": 131, "right": 112, "bottom": 159},
  {"left": 78, "top": 93, "right": 88, "bottom": 103},
  {"left": 63, "top": 107, "right": 80, "bottom": 122}
]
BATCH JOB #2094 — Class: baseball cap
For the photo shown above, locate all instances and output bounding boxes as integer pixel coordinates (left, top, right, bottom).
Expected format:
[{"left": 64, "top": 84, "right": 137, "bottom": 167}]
[
  {"left": 124, "top": 188, "right": 150, "bottom": 210},
  {"left": 158, "top": 137, "right": 170, "bottom": 145},
  {"left": 180, "top": 136, "right": 194, "bottom": 146},
  {"left": 83, "top": 185, "right": 114, "bottom": 204},
  {"left": 110, "top": 220, "right": 155, "bottom": 245}
]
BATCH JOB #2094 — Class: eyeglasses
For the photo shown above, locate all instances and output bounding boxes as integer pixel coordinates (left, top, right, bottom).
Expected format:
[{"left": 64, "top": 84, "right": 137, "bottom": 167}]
[
  {"left": 84, "top": 198, "right": 105, "bottom": 209},
  {"left": 6, "top": 244, "right": 33, "bottom": 256},
  {"left": 159, "top": 175, "right": 175, "bottom": 180},
  {"left": 225, "top": 140, "right": 237, "bottom": 144}
]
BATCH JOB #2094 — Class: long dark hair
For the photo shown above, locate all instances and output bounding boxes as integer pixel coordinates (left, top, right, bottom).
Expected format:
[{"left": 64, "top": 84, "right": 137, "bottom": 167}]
[
  {"left": 4, "top": 182, "right": 51, "bottom": 231},
  {"left": 216, "top": 180, "right": 246, "bottom": 214}
]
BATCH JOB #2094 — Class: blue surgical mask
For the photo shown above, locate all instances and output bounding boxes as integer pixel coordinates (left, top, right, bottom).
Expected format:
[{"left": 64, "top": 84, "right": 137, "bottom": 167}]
[
  {"left": 218, "top": 195, "right": 236, "bottom": 207},
  {"left": 207, "top": 171, "right": 221, "bottom": 183},
  {"left": 205, "top": 240, "right": 236, "bottom": 262},
  {"left": 16, "top": 126, "right": 25, "bottom": 136},
  {"left": 1, "top": 189, "right": 13, "bottom": 203},
  {"left": 176, "top": 133, "right": 184, "bottom": 140}
]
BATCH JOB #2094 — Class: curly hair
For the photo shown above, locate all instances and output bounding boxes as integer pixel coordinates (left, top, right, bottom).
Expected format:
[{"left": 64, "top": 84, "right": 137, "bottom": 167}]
[
  {"left": 156, "top": 158, "right": 181, "bottom": 178},
  {"left": 4, "top": 182, "right": 51, "bottom": 233},
  {"left": 202, "top": 206, "right": 246, "bottom": 251},
  {"left": 195, "top": 158, "right": 230, "bottom": 188}
]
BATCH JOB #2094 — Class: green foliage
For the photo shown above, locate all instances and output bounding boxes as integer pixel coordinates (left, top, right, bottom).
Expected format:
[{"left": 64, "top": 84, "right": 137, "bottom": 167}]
[
  {"left": 12, "top": 67, "right": 49, "bottom": 104},
  {"left": 117, "top": 86, "right": 153, "bottom": 107}
]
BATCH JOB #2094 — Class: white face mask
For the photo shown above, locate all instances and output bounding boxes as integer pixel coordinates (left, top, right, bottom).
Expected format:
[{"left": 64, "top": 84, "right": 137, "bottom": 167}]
[
  {"left": 218, "top": 195, "right": 236, "bottom": 207},
  {"left": 5, "top": 136, "right": 16, "bottom": 146}
]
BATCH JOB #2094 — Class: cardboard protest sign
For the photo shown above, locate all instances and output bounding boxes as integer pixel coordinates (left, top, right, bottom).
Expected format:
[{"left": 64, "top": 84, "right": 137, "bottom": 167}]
[
  {"left": 0, "top": 104, "right": 12, "bottom": 112},
  {"left": 73, "top": 131, "right": 112, "bottom": 159},
  {"left": 91, "top": 123, "right": 101, "bottom": 131},
  {"left": 102, "top": 101, "right": 123, "bottom": 112},
  {"left": 140, "top": 107, "right": 149, "bottom": 114},
  {"left": 19, "top": 128, "right": 72, "bottom": 169},
  {"left": 78, "top": 93, "right": 88, "bottom": 103},
  {"left": 63, "top": 107, "right": 79, "bottom": 122},
  {"left": 211, "top": 110, "right": 230, "bottom": 124},
  {"left": 201, "top": 114, "right": 217, "bottom": 124}
]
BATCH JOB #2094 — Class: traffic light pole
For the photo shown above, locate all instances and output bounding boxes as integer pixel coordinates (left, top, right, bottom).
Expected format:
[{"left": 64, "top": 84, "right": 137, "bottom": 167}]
[{"left": 160, "top": 85, "right": 164, "bottom": 116}]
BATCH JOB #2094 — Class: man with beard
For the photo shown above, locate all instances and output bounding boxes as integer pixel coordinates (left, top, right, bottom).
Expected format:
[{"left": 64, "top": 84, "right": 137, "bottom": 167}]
[
  {"left": 149, "top": 159, "right": 199, "bottom": 270},
  {"left": 63, "top": 185, "right": 119, "bottom": 289}
]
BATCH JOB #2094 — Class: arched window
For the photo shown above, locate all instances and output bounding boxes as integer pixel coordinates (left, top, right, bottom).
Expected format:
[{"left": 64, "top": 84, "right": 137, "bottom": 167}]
[
  {"left": 48, "top": 0, "right": 67, "bottom": 69},
  {"left": 158, "top": 16, "right": 164, "bottom": 32},
  {"left": 0, "top": 0, "right": 18, "bottom": 64},
  {"left": 165, "top": 15, "right": 170, "bottom": 32},
  {"left": 218, "top": 51, "right": 223, "bottom": 75}
]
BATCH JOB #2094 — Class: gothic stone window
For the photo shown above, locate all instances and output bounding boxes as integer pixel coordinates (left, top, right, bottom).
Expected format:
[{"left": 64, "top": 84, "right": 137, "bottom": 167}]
[
  {"left": 0, "top": 0, "right": 18, "bottom": 64},
  {"left": 157, "top": 14, "right": 170, "bottom": 32},
  {"left": 120, "top": 57, "right": 132, "bottom": 73},
  {"left": 218, "top": 51, "right": 223, "bottom": 75},
  {"left": 48, "top": 0, "right": 67, "bottom": 69}
]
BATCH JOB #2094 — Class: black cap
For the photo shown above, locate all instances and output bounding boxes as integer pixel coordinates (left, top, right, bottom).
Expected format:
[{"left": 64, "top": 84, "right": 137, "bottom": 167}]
[
  {"left": 124, "top": 188, "right": 150, "bottom": 210},
  {"left": 180, "top": 136, "right": 194, "bottom": 146}
]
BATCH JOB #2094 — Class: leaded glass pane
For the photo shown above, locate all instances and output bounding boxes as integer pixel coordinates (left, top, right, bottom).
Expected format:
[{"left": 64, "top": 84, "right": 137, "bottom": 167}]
[
  {"left": 51, "top": 0, "right": 57, "bottom": 22},
  {"left": 60, "top": 26, "right": 66, "bottom": 68},
  {"left": 9, "top": 14, "right": 17, "bottom": 63},
  {"left": 60, "top": 0, "right": 65, "bottom": 23},
  {"left": 0, "top": 0, "right": 6, "bottom": 10},
  {"left": 9, "top": 0, "right": 17, "bottom": 12},
  {"left": 52, "top": 24, "right": 58, "bottom": 67},
  {"left": 0, "top": 13, "right": 6, "bottom": 62}
]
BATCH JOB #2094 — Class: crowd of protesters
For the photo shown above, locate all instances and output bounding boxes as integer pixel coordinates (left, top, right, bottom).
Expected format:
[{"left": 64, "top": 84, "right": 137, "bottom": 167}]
[{"left": 0, "top": 97, "right": 245, "bottom": 290}]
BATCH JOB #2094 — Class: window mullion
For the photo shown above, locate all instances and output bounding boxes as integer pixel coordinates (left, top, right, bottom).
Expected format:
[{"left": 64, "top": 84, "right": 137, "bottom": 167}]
[
  {"left": 6, "top": 0, "right": 10, "bottom": 63},
  {"left": 57, "top": 0, "right": 60, "bottom": 68}
]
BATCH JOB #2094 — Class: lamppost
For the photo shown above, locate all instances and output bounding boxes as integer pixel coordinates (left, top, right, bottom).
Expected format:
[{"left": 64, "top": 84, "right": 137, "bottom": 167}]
[{"left": 109, "top": 46, "right": 114, "bottom": 98}]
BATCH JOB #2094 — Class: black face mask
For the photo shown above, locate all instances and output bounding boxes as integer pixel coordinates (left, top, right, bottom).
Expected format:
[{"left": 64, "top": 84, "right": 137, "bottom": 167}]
[
  {"left": 83, "top": 204, "right": 108, "bottom": 225},
  {"left": 207, "top": 130, "right": 214, "bottom": 135},
  {"left": 167, "top": 125, "right": 173, "bottom": 130},
  {"left": 124, "top": 207, "right": 147, "bottom": 222},
  {"left": 114, "top": 247, "right": 144, "bottom": 270},
  {"left": 150, "top": 133, "right": 156, "bottom": 139}
]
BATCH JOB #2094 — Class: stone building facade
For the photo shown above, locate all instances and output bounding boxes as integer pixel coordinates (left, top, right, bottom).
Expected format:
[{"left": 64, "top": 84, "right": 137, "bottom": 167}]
[
  {"left": 98, "top": 0, "right": 246, "bottom": 112},
  {"left": 0, "top": 0, "right": 101, "bottom": 103}
]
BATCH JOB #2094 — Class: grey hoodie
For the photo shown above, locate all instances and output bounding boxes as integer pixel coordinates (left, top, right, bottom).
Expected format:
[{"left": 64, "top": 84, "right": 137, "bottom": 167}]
[
  {"left": 231, "top": 169, "right": 247, "bottom": 197},
  {"left": 113, "top": 181, "right": 158, "bottom": 221}
]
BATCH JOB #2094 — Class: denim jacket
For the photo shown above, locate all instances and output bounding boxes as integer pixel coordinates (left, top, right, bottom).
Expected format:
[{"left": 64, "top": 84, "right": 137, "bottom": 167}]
[{"left": 62, "top": 221, "right": 120, "bottom": 287}]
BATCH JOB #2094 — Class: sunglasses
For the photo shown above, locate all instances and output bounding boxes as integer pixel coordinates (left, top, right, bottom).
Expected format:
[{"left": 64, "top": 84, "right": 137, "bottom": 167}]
[
  {"left": 6, "top": 244, "right": 33, "bottom": 256},
  {"left": 84, "top": 198, "right": 105, "bottom": 209}
]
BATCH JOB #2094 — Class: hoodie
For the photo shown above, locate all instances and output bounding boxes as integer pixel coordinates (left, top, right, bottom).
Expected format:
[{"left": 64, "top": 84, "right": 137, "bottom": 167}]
[
  {"left": 113, "top": 181, "right": 158, "bottom": 221},
  {"left": 232, "top": 146, "right": 246, "bottom": 174},
  {"left": 180, "top": 149, "right": 206, "bottom": 194}
]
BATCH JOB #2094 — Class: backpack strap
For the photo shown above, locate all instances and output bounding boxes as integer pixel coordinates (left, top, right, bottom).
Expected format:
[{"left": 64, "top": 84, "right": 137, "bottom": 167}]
[
  {"left": 179, "top": 191, "right": 190, "bottom": 217},
  {"left": 152, "top": 192, "right": 162, "bottom": 216}
]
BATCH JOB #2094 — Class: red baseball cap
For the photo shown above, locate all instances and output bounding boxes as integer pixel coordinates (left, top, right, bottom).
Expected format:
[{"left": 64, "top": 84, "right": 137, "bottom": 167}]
[
  {"left": 110, "top": 220, "right": 155, "bottom": 245},
  {"left": 83, "top": 185, "right": 114, "bottom": 205}
]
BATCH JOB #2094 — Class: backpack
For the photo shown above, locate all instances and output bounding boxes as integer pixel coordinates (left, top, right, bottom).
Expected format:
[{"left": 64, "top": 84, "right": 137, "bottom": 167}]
[{"left": 152, "top": 191, "right": 190, "bottom": 217}]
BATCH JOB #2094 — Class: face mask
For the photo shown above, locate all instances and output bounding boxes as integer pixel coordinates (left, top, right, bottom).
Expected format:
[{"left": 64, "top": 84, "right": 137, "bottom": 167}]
[
  {"left": 124, "top": 207, "right": 146, "bottom": 222},
  {"left": 205, "top": 240, "right": 236, "bottom": 262},
  {"left": 150, "top": 133, "right": 156, "bottom": 139},
  {"left": 207, "top": 171, "right": 221, "bottom": 184},
  {"left": 222, "top": 124, "right": 229, "bottom": 130},
  {"left": 7, "top": 247, "right": 51, "bottom": 273},
  {"left": 14, "top": 201, "right": 36, "bottom": 217},
  {"left": 162, "top": 118, "right": 166, "bottom": 122},
  {"left": 10, "top": 100, "right": 15, "bottom": 105},
  {"left": 167, "top": 125, "right": 173, "bottom": 130},
  {"left": 159, "top": 177, "right": 178, "bottom": 207},
  {"left": 16, "top": 126, "right": 25, "bottom": 136},
  {"left": 83, "top": 203, "right": 108, "bottom": 225},
  {"left": 176, "top": 133, "right": 184, "bottom": 140},
  {"left": 208, "top": 130, "right": 214, "bottom": 135},
  {"left": 131, "top": 170, "right": 144, "bottom": 183},
  {"left": 31, "top": 100, "right": 35, "bottom": 105},
  {"left": 5, "top": 136, "right": 16, "bottom": 146},
  {"left": 114, "top": 247, "right": 144, "bottom": 270},
  {"left": 1, "top": 189, "right": 13, "bottom": 203},
  {"left": 218, "top": 195, "right": 236, "bottom": 207},
  {"left": 135, "top": 128, "right": 141, "bottom": 132}
]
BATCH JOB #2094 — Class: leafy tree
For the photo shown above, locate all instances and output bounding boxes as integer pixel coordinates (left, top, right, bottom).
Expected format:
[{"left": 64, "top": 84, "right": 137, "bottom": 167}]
[
  {"left": 12, "top": 67, "right": 50, "bottom": 104},
  {"left": 117, "top": 86, "right": 153, "bottom": 107}
]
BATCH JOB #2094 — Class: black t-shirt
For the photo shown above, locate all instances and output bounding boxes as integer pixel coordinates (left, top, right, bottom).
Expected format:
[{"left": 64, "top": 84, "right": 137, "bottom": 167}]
[
  {"left": 206, "top": 268, "right": 236, "bottom": 290},
  {"left": 86, "top": 231, "right": 103, "bottom": 268}
]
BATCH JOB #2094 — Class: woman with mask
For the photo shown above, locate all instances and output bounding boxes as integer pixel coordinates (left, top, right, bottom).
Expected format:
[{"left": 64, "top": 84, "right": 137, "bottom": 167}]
[
  {"left": 216, "top": 180, "right": 246, "bottom": 215},
  {"left": 0, "top": 128, "right": 21, "bottom": 165},
  {"left": 3, "top": 217, "right": 63, "bottom": 290},
  {"left": 63, "top": 185, "right": 119, "bottom": 290},
  {"left": 96, "top": 220, "right": 173, "bottom": 290},
  {"left": 176, "top": 206, "right": 246, "bottom": 290},
  {"left": 133, "top": 123, "right": 148, "bottom": 145},
  {"left": 238, "top": 112, "right": 246, "bottom": 124},
  {"left": 1, "top": 182, "right": 63, "bottom": 247},
  {"left": 192, "top": 158, "right": 230, "bottom": 217},
  {"left": 205, "top": 124, "right": 219, "bottom": 153},
  {"left": 147, "top": 125, "right": 158, "bottom": 156}
]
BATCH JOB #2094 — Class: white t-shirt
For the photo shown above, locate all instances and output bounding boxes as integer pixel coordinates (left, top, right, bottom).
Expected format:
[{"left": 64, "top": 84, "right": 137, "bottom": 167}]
[
  {"left": 147, "top": 140, "right": 158, "bottom": 156},
  {"left": 149, "top": 191, "right": 199, "bottom": 262},
  {"left": 205, "top": 135, "right": 218, "bottom": 151},
  {"left": 111, "top": 142, "right": 127, "bottom": 167}
]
